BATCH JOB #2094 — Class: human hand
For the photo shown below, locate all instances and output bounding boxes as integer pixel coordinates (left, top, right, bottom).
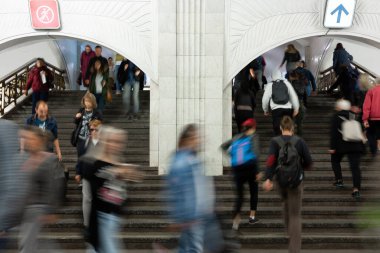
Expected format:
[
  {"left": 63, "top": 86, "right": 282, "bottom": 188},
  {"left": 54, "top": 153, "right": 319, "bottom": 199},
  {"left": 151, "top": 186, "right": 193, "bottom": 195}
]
[
  {"left": 57, "top": 153, "right": 62, "bottom": 161},
  {"left": 256, "top": 172, "right": 263, "bottom": 182},
  {"left": 39, "top": 214, "right": 58, "bottom": 224},
  {"left": 328, "top": 150, "right": 336, "bottom": 154},
  {"left": 23, "top": 90, "right": 27, "bottom": 96},
  {"left": 264, "top": 112, "right": 270, "bottom": 116},
  {"left": 135, "top": 70, "right": 141, "bottom": 76},
  {"left": 75, "top": 113, "right": 82, "bottom": 118},
  {"left": 364, "top": 121, "right": 370, "bottom": 128},
  {"left": 293, "top": 110, "right": 299, "bottom": 117},
  {"left": 84, "top": 79, "right": 90, "bottom": 85},
  {"left": 263, "top": 179, "right": 273, "bottom": 192},
  {"left": 75, "top": 175, "right": 81, "bottom": 183}
]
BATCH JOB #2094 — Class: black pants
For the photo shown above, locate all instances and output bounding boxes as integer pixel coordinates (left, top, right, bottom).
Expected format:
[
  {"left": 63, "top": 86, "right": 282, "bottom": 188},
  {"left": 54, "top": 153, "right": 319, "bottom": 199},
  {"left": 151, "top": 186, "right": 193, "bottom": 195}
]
[
  {"left": 75, "top": 138, "right": 87, "bottom": 174},
  {"left": 232, "top": 161, "right": 258, "bottom": 216},
  {"left": 331, "top": 152, "right": 361, "bottom": 189},
  {"left": 367, "top": 120, "right": 380, "bottom": 155},
  {"left": 271, "top": 108, "right": 293, "bottom": 136},
  {"left": 235, "top": 110, "right": 254, "bottom": 133},
  {"left": 31, "top": 91, "right": 48, "bottom": 115}
]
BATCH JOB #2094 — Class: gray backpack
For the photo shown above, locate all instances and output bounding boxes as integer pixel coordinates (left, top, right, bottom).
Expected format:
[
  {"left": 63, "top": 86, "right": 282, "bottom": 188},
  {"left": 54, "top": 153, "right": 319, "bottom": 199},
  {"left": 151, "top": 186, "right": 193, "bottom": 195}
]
[{"left": 272, "top": 80, "right": 289, "bottom": 104}]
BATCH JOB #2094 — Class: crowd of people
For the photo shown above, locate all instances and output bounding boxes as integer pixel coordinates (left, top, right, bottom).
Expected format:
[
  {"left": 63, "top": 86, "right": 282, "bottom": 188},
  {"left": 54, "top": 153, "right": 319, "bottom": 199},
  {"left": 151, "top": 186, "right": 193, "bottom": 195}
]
[{"left": 1, "top": 41, "right": 380, "bottom": 253}]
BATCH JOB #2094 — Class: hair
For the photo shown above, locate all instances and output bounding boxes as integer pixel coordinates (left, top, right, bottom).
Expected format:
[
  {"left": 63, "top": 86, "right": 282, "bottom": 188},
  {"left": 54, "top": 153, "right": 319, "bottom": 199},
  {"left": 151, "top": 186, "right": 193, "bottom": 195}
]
[
  {"left": 36, "top": 57, "right": 46, "bottom": 66},
  {"left": 95, "top": 45, "right": 102, "bottom": 50},
  {"left": 94, "top": 60, "right": 103, "bottom": 73},
  {"left": 286, "top": 44, "right": 297, "bottom": 53},
  {"left": 81, "top": 92, "right": 98, "bottom": 109},
  {"left": 108, "top": 57, "right": 113, "bottom": 60},
  {"left": 85, "top": 44, "right": 91, "bottom": 49},
  {"left": 22, "top": 125, "right": 50, "bottom": 148},
  {"left": 280, "top": 116, "right": 295, "bottom": 132},
  {"left": 335, "top": 43, "right": 343, "bottom": 50},
  {"left": 89, "top": 119, "right": 102, "bottom": 128},
  {"left": 359, "top": 73, "right": 374, "bottom": 91},
  {"left": 178, "top": 124, "right": 198, "bottom": 148},
  {"left": 36, "top": 100, "right": 48, "bottom": 111},
  {"left": 335, "top": 99, "right": 351, "bottom": 111}
]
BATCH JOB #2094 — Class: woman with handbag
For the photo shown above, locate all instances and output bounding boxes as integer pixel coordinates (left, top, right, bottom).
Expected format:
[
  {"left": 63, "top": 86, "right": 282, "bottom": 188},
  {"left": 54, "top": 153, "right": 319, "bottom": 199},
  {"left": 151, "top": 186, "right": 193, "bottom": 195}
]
[
  {"left": 81, "top": 126, "right": 142, "bottom": 253},
  {"left": 72, "top": 93, "right": 102, "bottom": 185},
  {"left": 88, "top": 60, "right": 109, "bottom": 113}
]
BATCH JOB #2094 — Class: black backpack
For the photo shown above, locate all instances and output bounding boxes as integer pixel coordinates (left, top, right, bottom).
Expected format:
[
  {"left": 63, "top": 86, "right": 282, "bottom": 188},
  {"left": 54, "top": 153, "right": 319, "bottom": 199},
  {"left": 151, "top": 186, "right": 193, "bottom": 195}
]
[
  {"left": 291, "top": 78, "right": 306, "bottom": 98},
  {"left": 274, "top": 136, "right": 303, "bottom": 189},
  {"left": 272, "top": 80, "right": 289, "bottom": 105}
]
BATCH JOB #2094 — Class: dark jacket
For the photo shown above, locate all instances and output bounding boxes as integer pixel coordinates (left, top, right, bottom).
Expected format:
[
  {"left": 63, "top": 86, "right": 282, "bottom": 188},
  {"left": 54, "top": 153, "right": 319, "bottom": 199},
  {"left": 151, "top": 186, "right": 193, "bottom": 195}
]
[
  {"left": 333, "top": 48, "right": 353, "bottom": 74},
  {"left": 88, "top": 71, "right": 109, "bottom": 98},
  {"left": 294, "top": 67, "right": 316, "bottom": 91},
  {"left": 80, "top": 50, "right": 96, "bottom": 81},
  {"left": 234, "top": 88, "right": 256, "bottom": 111},
  {"left": 330, "top": 110, "right": 364, "bottom": 154},
  {"left": 281, "top": 51, "right": 301, "bottom": 65},
  {"left": 25, "top": 66, "right": 53, "bottom": 93},
  {"left": 117, "top": 60, "right": 142, "bottom": 85}
]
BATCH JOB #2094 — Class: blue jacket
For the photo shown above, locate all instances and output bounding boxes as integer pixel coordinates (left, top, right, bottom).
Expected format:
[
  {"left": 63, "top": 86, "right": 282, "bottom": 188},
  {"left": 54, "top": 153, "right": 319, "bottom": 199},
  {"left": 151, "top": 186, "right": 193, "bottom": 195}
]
[
  {"left": 166, "top": 149, "right": 214, "bottom": 223},
  {"left": 26, "top": 115, "right": 58, "bottom": 152},
  {"left": 333, "top": 48, "right": 353, "bottom": 74}
]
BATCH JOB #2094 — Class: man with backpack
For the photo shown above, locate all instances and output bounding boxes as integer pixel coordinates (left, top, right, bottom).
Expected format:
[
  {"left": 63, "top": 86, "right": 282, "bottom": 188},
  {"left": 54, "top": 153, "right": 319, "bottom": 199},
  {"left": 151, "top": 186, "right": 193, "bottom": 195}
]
[
  {"left": 262, "top": 70, "right": 299, "bottom": 136},
  {"left": 263, "top": 116, "right": 312, "bottom": 253},
  {"left": 221, "top": 118, "right": 261, "bottom": 232}
]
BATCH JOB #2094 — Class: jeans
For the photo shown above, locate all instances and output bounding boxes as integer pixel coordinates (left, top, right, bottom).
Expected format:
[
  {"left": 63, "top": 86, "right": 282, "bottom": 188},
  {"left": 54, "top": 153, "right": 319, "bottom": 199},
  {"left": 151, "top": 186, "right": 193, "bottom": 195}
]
[
  {"left": 114, "top": 65, "right": 121, "bottom": 92},
  {"left": 279, "top": 182, "right": 303, "bottom": 253},
  {"left": 178, "top": 215, "right": 224, "bottom": 253},
  {"left": 19, "top": 205, "right": 45, "bottom": 253},
  {"left": 31, "top": 91, "right": 49, "bottom": 115},
  {"left": 271, "top": 108, "right": 293, "bottom": 136},
  {"left": 97, "top": 211, "right": 120, "bottom": 253},
  {"left": 331, "top": 152, "right": 361, "bottom": 189},
  {"left": 233, "top": 161, "right": 258, "bottom": 216},
  {"left": 123, "top": 81, "right": 140, "bottom": 114},
  {"left": 94, "top": 93, "right": 105, "bottom": 113},
  {"left": 82, "top": 179, "right": 92, "bottom": 227}
]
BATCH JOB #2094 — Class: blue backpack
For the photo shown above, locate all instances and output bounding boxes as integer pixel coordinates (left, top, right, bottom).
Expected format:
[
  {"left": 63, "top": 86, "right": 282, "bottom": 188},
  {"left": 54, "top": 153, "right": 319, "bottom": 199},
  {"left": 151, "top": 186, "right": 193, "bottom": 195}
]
[{"left": 230, "top": 135, "right": 256, "bottom": 167}]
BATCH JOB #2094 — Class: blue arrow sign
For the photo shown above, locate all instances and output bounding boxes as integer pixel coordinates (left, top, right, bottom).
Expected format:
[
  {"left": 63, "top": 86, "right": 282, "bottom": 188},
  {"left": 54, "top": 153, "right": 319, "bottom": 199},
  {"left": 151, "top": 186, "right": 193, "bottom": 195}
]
[{"left": 330, "top": 4, "right": 349, "bottom": 23}]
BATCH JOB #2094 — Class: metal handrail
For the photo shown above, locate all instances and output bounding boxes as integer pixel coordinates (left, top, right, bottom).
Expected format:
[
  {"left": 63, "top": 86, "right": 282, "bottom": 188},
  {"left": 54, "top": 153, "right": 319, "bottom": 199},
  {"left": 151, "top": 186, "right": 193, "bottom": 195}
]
[
  {"left": 0, "top": 58, "right": 66, "bottom": 116},
  {"left": 317, "top": 62, "right": 377, "bottom": 92}
]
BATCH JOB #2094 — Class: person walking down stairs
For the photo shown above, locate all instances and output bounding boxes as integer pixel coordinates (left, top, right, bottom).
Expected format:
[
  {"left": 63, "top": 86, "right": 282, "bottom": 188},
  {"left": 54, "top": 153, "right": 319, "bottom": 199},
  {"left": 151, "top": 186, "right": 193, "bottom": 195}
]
[{"left": 221, "top": 118, "right": 261, "bottom": 233}]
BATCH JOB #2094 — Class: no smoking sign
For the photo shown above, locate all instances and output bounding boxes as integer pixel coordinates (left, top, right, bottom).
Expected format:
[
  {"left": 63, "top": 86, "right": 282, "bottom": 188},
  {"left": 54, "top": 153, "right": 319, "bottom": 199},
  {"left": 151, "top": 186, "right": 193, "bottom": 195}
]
[{"left": 29, "top": 0, "right": 61, "bottom": 29}]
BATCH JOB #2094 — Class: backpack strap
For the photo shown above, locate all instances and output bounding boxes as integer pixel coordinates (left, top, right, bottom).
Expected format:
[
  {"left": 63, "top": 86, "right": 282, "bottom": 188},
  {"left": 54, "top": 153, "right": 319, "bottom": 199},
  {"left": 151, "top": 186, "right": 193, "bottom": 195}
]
[
  {"left": 289, "top": 136, "right": 300, "bottom": 146},
  {"left": 338, "top": 116, "right": 348, "bottom": 121},
  {"left": 274, "top": 136, "right": 285, "bottom": 148}
]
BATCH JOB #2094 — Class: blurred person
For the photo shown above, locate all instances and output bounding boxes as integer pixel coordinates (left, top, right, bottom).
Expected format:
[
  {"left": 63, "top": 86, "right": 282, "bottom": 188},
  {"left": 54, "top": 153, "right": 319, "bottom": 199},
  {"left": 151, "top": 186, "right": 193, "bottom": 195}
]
[
  {"left": 330, "top": 99, "right": 364, "bottom": 198},
  {"left": 23, "top": 58, "right": 54, "bottom": 114},
  {"left": 117, "top": 58, "right": 143, "bottom": 119},
  {"left": 80, "top": 44, "right": 96, "bottom": 86},
  {"left": 262, "top": 70, "right": 299, "bottom": 136},
  {"left": 234, "top": 79, "right": 256, "bottom": 133},
  {"left": 88, "top": 59, "right": 109, "bottom": 113},
  {"left": 85, "top": 45, "right": 109, "bottom": 87},
  {"left": 362, "top": 80, "right": 380, "bottom": 156},
  {"left": 108, "top": 57, "right": 115, "bottom": 90},
  {"left": 75, "top": 119, "right": 102, "bottom": 236},
  {"left": 221, "top": 119, "right": 261, "bottom": 232},
  {"left": 280, "top": 44, "right": 301, "bottom": 74},
  {"left": 233, "top": 64, "right": 250, "bottom": 97},
  {"left": 263, "top": 116, "right": 312, "bottom": 253},
  {"left": 333, "top": 43, "right": 354, "bottom": 76},
  {"left": 25, "top": 101, "right": 62, "bottom": 161},
  {"left": 166, "top": 124, "right": 224, "bottom": 253},
  {"left": 81, "top": 126, "right": 142, "bottom": 253},
  {"left": 0, "top": 119, "right": 21, "bottom": 249},
  {"left": 249, "top": 55, "right": 266, "bottom": 90},
  {"left": 17, "top": 126, "right": 61, "bottom": 253}
]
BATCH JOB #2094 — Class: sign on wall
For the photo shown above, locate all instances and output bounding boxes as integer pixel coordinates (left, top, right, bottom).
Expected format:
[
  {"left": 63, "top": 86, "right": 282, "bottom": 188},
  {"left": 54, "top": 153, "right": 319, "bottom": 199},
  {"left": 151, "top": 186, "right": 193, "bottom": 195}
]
[
  {"left": 324, "top": 0, "right": 356, "bottom": 28},
  {"left": 29, "top": 0, "right": 61, "bottom": 29}
]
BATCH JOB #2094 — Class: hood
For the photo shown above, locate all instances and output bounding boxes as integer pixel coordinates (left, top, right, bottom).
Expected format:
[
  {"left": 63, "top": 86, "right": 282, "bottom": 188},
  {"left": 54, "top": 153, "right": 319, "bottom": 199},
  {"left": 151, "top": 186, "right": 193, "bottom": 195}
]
[{"left": 271, "top": 70, "right": 282, "bottom": 81}]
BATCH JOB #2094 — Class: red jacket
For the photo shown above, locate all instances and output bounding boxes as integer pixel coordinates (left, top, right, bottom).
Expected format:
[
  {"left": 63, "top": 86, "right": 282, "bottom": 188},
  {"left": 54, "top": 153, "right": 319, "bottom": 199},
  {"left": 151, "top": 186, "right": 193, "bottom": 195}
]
[
  {"left": 362, "top": 85, "right": 380, "bottom": 121},
  {"left": 80, "top": 50, "right": 96, "bottom": 81},
  {"left": 25, "top": 66, "right": 53, "bottom": 93}
]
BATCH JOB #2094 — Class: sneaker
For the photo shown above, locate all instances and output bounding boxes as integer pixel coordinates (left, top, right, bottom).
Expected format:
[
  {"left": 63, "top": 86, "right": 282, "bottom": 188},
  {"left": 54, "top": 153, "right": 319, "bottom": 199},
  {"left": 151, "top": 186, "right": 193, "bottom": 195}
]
[
  {"left": 248, "top": 217, "right": 259, "bottom": 224},
  {"left": 352, "top": 191, "right": 360, "bottom": 199},
  {"left": 333, "top": 181, "right": 344, "bottom": 188}
]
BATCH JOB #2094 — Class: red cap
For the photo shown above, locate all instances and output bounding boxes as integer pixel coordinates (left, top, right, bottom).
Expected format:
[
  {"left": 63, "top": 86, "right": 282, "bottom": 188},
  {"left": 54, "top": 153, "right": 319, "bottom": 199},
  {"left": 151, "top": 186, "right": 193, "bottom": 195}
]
[{"left": 241, "top": 118, "right": 256, "bottom": 129}]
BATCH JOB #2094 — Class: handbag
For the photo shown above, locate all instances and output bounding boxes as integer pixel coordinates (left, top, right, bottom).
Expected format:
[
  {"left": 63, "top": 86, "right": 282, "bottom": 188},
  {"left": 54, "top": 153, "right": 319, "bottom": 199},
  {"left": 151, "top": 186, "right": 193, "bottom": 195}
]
[
  {"left": 70, "top": 123, "right": 82, "bottom": 147},
  {"left": 106, "top": 89, "right": 113, "bottom": 103}
]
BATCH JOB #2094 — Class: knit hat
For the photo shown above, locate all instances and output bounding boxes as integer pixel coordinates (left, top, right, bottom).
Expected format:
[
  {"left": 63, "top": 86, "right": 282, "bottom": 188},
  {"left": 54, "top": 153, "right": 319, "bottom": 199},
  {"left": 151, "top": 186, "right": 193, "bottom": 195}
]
[{"left": 241, "top": 118, "right": 256, "bottom": 129}]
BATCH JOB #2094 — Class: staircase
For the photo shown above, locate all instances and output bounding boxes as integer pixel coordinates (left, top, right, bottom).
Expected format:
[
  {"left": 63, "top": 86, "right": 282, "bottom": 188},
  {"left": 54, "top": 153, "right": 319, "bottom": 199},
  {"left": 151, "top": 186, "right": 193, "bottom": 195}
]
[{"left": 3, "top": 90, "right": 380, "bottom": 252}]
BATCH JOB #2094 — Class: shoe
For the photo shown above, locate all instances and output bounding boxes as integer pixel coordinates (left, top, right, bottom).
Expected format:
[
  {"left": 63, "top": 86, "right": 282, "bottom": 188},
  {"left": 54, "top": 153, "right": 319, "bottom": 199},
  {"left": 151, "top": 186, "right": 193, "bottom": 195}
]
[
  {"left": 352, "top": 191, "right": 360, "bottom": 199},
  {"left": 248, "top": 217, "right": 259, "bottom": 224},
  {"left": 133, "top": 113, "right": 140, "bottom": 120},
  {"left": 333, "top": 181, "right": 344, "bottom": 189}
]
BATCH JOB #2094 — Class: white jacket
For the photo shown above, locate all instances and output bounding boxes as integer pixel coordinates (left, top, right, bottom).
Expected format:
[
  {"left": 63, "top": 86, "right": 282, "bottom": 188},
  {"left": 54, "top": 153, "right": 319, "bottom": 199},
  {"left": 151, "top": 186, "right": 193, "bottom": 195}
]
[{"left": 262, "top": 78, "right": 300, "bottom": 113}]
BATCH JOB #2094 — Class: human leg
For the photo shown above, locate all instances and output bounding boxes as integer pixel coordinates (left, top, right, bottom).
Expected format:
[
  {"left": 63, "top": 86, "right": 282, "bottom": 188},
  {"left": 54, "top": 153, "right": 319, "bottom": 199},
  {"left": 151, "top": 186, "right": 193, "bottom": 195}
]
[
  {"left": 331, "top": 153, "right": 344, "bottom": 184},
  {"left": 347, "top": 153, "right": 361, "bottom": 191},
  {"left": 82, "top": 179, "right": 92, "bottom": 228},
  {"left": 178, "top": 221, "right": 204, "bottom": 253},
  {"left": 132, "top": 80, "right": 140, "bottom": 114},
  {"left": 19, "top": 205, "right": 45, "bottom": 253},
  {"left": 97, "top": 211, "right": 121, "bottom": 253},
  {"left": 31, "top": 92, "right": 41, "bottom": 115},
  {"left": 122, "top": 83, "right": 132, "bottom": 114}
]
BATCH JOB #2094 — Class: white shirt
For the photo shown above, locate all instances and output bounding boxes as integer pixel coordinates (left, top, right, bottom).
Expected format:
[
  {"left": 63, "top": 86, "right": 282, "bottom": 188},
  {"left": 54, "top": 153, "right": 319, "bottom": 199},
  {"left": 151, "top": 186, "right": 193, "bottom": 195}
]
[
  {"left": 95, "top": 73, "right": 103, "bottom": 94},
  {"left": 262, "top": 79, "right": 300, "bottom": 113}
]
